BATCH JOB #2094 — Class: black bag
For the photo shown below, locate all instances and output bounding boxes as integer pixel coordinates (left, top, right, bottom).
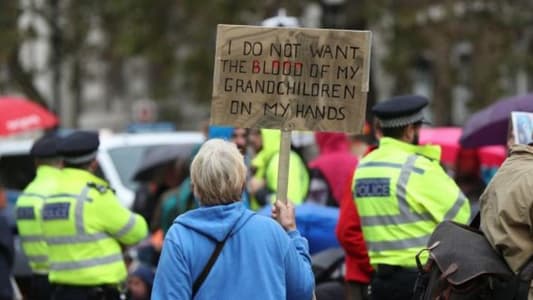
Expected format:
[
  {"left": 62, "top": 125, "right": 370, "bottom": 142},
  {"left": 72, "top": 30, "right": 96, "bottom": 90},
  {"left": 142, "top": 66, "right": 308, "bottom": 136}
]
[{"left": 412, "top": 220, "right": 531, "bottom": 300}]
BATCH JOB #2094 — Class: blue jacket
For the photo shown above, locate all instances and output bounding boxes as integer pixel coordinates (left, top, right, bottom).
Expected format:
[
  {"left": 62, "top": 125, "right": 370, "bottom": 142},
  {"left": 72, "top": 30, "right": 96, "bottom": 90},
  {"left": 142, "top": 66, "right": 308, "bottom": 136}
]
[{"left": 152, "top": 202, "right": 314, "bottom": 300}]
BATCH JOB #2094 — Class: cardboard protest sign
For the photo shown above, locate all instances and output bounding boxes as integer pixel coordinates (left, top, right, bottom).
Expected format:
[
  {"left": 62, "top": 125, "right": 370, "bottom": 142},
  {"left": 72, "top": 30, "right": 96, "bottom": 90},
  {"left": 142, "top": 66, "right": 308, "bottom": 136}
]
[
  {"left": 511, "top": 111, "right": 533, "bottom": 145},
  {"left": 210, "top": 24, "right": 371, "bottom": 133}
]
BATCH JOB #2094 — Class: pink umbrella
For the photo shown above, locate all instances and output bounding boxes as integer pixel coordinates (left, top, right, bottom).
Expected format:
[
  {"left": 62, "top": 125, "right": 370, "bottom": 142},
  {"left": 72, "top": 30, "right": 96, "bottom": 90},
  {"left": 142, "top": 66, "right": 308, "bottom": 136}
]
[
  {"left": 420, "top": 127, "right": 506, "bottom": 167},
  {"left": 419, "top": 127, "right": 462, "bottom": 165},
  {"left": 0, "top": 96, "right": 58, "bottom": 136}
]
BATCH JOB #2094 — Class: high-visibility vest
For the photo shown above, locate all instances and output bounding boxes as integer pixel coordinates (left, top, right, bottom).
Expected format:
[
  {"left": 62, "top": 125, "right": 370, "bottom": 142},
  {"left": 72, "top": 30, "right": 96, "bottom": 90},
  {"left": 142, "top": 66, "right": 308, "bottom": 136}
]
[
  {"left": 41, "top": 168, "right": 148, "bottom": 285},
  {"left": 265, "top": 151, "right": 310, "bottom": 205},
  {"left": 15, "top": 165, "right": 61, "bottom": 274},
  {"left": 250, "top": 151, "right": 310, "bottom": 210},
  {"left": 250, "top": 129, "right": 310, "bottom": 209},
  {"left": 353, "top": 137, "right": 470, "bottom": 268}
]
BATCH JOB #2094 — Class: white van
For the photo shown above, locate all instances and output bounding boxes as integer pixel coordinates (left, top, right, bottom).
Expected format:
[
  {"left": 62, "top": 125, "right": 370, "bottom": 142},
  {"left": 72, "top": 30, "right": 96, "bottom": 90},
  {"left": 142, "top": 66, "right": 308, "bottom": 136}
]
[{"left": 97, "top": 132, "right": 203, "bottom": 208}]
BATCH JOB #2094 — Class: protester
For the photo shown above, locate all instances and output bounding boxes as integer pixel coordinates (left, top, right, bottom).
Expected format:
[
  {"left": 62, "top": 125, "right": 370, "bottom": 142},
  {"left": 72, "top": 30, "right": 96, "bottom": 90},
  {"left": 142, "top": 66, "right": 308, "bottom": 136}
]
[
  {"left": 454, "top": 148, "right": 486, "bottom": 219},
  {"left": 347, "top": 121, "right": 374, "bottom": 159},
  {"left": 480, "top": 143, "right": 533, "bottom": 299},
  {"left": 127, "top": 264, "right": 155, "bottom": 300},
  {"left": 158, "top": 125, "right": 252, "bottom": 235},
  {"left": 353, "top": 95, "right": 471, "bottom": 300},
  {"left": 308, "top": 132, "right": 358, "bottom": 206},
  {"left": 158, "top": 182, "right": 195, "bottom": 235},
  {"left": 41, "top": 131, "right": 148, "bottom": 300},
  {"left": 248, "top": 128, "right": 309, "bottom": 209},
  {"left": 133, "top": 161, "right": 182, "bottom": 229},
  {"left": 0, "top": 215, "right": 14, "bottom": 300},
  {"left": 15, "top": 134, "right": 63, "bottom": 300},
  {"left": 152, "top": 139, "right": 314, "bottom": 299},
  {"left": 208, "top": 125, "right": 251, "bottom": 207},
  {"left": 153, "top": 156, "right": 193, "bottom": 233}
]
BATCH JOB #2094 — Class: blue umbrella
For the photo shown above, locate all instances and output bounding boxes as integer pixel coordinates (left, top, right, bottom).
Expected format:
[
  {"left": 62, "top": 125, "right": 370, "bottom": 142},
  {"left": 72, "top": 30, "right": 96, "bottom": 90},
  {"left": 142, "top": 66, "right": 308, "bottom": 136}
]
[
  {"left": 460, "top": 94, "right": 533, "bottom": 148},
  {"left": 258, "top": 203, "right": 340, "bottom": 254}
]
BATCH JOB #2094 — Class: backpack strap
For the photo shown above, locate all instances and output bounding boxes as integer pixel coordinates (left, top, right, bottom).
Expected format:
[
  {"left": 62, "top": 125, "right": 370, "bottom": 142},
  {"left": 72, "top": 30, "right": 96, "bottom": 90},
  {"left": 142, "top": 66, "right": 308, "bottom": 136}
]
[
  {"left": 191, "top": 233, "right": 231, "bottom": 298},
  {"left": 516, "top": 258, "right": 533, "bottom": 300}
]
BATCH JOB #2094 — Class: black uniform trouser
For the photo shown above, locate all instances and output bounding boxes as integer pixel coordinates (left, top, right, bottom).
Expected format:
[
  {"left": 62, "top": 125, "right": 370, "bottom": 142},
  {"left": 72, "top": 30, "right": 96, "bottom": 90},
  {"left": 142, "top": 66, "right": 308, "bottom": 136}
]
[
  {"left": 370, "top": 264, "right": 418, "bottom": 300},
  {"left": 51, "top": 284, "right": 120, "bottom": 300},
  {"left": 30, "top": 274, "right": 52, "bottom": 300}
]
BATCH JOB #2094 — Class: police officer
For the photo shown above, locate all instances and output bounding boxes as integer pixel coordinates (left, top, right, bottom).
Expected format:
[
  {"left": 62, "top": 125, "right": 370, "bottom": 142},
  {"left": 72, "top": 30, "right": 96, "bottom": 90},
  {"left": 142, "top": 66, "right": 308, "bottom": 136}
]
[
  {"left": 16, "top": 135, "right": 63, "bottom": 300},
  {"left": 352, "top": 95, "right": 471, "bottom": 300},
  {"left": 248, "top": 128, "right": 309, "bottom": 209},
  {"left": 42, "top": 131, "right": 148, "bottom": 300}
]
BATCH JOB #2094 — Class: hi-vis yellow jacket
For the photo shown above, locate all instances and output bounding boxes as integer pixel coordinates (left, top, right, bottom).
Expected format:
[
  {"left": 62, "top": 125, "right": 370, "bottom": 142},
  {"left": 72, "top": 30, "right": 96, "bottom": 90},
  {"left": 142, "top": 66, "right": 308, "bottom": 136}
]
[
  {"left": 42, "top": 168, "right": 148, "bottom": 285},
  {"left": 353, "top": 137, "right": 470, "bottom": 268},
  {"left": 250, "top": 129, "right": 309, "bottom": 210},
  {"left": 16, "top": 165, "right": 61, "bottom": 274}
]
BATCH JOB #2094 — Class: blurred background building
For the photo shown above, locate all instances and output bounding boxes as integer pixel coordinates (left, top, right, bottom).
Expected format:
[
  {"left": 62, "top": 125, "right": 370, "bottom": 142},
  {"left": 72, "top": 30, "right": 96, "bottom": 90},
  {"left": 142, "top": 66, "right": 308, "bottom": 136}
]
[{"left": 0, "top": 0, "right": 532, "bottom": 131}]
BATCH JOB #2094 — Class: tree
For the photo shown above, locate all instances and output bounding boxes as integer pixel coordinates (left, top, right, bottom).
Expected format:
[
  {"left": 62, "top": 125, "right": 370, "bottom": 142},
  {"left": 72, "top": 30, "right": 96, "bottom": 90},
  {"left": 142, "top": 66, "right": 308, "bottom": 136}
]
[{"left": 3, "top": 1, "right": 531, "bottom": 128}]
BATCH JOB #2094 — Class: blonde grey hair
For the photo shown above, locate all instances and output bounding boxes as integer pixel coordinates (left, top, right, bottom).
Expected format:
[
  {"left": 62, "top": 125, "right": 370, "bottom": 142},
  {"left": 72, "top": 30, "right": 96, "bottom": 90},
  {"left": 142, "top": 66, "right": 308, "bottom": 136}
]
[{"left": 190, "top": 138, "right": 246, "bottom": 206}]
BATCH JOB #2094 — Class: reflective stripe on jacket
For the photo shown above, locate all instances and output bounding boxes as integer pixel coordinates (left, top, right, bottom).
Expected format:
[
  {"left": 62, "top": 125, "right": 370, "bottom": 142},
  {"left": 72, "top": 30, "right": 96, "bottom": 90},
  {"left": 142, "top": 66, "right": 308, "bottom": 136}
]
[
  {"left": 15, "top": 166, "right": 61, "bottom": 274},
  {"left": 42, "top": 168, "right": 148, "bottom": 285},
  {"left": 353, "top": 137, "right": 470, "bottom": 268}
]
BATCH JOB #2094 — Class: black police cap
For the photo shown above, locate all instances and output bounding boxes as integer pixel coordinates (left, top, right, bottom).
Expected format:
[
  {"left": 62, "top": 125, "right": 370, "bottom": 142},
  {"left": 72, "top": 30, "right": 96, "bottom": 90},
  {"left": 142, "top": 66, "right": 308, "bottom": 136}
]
[
  {"left": 58, "top": 131, "right": 100, "bottom": 163},
  {"left": 30, "top": 135, "right": 62, "bottom": 158},
  {"left": 372, "top": 95, "right": 429, "bottom": 128}
]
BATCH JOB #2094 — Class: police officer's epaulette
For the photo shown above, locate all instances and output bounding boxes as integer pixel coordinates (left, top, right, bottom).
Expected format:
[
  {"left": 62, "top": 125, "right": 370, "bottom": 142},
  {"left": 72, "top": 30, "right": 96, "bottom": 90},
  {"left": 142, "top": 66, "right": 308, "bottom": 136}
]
[{"left": 86, "top": 182, "right": 116, "bottom": 195}]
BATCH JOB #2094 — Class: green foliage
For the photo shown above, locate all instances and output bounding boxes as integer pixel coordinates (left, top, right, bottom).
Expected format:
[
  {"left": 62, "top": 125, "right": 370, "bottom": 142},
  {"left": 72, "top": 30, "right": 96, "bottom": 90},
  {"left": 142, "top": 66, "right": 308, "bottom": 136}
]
[
  {"left": 359, "top": 0, "right": 533, "bottom": 124},
  {"left": 2, "top": 0, "right": 532, "bottom": 125}
]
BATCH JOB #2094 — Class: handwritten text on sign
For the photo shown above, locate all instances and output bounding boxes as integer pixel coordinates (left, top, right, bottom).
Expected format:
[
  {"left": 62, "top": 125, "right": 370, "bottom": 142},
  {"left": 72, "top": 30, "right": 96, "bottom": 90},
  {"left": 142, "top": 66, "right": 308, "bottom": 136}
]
[{"left": 211, "top": 25, "right": 371, "bottom": 133}]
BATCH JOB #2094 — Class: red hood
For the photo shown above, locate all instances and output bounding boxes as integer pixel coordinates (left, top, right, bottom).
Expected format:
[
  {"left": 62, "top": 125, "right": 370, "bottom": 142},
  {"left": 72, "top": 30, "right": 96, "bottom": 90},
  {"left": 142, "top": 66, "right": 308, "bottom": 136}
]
[{"left": 315, "top": 132, "right": 350, "bottom": 154}]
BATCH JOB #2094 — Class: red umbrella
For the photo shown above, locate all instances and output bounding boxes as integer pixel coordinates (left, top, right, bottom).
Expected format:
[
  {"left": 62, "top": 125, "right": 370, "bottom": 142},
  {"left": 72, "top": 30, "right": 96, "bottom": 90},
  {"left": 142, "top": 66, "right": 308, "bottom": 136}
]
[{"left": 0, "top": 97, "right": 58, "bottom": 136}]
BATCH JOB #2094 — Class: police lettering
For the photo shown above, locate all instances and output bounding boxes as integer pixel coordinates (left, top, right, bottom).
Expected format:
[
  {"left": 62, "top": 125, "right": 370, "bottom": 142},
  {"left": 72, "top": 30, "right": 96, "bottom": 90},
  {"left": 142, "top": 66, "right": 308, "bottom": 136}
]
[
  {"left": 355, "top": 178, "right": 390, "bottom": 197},
  {"left": 42, "top": 202, "right": 71, "bottom": 220},
  {"left": 16, "top": 206, "right": 36, "bottom": 220}
]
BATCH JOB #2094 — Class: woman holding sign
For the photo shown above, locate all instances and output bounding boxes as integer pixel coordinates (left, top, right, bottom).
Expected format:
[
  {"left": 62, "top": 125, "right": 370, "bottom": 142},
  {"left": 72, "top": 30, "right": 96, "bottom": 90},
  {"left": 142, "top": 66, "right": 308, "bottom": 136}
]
[{"left": 152, "top": 139, "right": 315, "bottom": 300}]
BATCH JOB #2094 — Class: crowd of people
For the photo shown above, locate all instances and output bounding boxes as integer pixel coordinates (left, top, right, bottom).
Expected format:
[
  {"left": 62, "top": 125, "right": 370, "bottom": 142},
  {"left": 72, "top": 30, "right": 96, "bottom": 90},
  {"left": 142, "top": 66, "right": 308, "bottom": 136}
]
[{"left": 1, "top": 93, "right": 531, "bottom": 300}]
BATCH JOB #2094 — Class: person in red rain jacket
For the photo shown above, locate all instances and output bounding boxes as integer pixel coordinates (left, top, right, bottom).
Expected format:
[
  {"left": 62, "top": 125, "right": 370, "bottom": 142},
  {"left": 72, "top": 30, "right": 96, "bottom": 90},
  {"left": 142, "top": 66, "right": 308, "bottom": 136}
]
[
  {"left": 309, "top": 132, "right": 359, "bottom": 206},
  {"left": 336, "top": 173, "right": 373, "bottom": 300}
]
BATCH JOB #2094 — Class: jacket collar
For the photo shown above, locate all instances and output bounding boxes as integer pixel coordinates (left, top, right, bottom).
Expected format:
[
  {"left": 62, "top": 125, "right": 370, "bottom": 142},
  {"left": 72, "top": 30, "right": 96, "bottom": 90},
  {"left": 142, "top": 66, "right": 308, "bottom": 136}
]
[
  {"left": 379, "top": 137, "right": 442, "bottom": 161},
  {"left": 36, "top": 165, "right": 61, "bottom": 178},
  {"left": 62, "top": 167, "right": 107, "bottom": 186},
  {"left": 509, "top": 144, "right": 533, "bottom": 156}
]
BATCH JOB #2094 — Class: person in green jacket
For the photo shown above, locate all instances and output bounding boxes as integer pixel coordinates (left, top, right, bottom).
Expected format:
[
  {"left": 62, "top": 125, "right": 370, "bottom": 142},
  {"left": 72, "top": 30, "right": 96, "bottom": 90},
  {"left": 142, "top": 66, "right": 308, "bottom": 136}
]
[
  {"left": 41, "top": 131, "right": 148, "bottom": 300},
  {"left": 15, "top": 134, "right": 63, "bottom": 300},
  {"left": 248, "top": 128, "right": 309, "bottom": 210}
]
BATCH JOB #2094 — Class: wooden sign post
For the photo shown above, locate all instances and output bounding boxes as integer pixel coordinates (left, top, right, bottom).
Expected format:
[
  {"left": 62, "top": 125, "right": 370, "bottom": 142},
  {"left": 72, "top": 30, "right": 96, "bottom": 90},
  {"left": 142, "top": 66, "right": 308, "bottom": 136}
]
[{"left": 210, "top": 25, "right": 372, "bottom": 203}]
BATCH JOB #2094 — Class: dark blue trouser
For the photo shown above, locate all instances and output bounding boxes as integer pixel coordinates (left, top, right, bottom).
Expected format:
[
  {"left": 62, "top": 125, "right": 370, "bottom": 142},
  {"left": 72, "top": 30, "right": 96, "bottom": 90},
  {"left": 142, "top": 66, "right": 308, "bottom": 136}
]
[
  {"left": 30, "top": 274, "right": 51, "bottom": 300},
  {"left": 370, "top": 265, "right": 418, "bottom": 300},
  {"left": 51, "top": 284, "right": 120, "bottom": 300}
]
